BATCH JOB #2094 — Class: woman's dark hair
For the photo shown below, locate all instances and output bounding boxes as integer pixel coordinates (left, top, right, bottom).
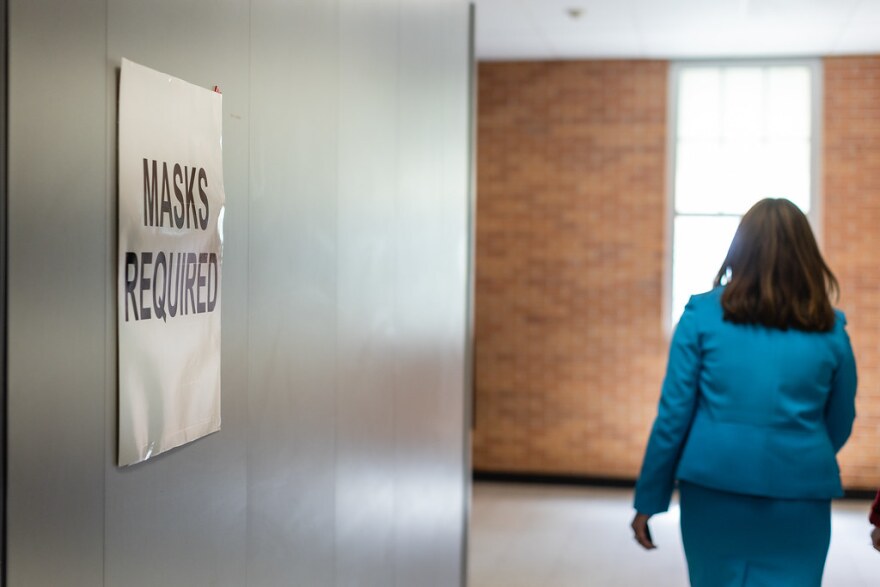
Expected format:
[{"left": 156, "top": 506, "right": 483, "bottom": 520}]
[{"left": 713, "top": 198, "right": 839, "bottom": 332}]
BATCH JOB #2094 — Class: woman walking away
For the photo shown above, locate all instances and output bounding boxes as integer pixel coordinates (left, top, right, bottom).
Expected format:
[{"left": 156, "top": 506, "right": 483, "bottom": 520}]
[{"left": 631, "top": 198, "right": 857, "bottom": 586}]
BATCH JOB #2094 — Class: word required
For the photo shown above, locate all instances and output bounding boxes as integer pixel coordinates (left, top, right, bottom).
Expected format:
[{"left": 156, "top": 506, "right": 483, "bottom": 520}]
[{"left": 124, "top": 251, "right": 219, "bottom": 322}]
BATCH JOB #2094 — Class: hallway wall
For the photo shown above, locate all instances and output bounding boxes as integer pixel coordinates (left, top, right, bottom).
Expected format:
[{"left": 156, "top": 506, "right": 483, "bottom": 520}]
[
  {"left": 474, "top": 56, "right": 880, "bottom": 490},
  {"left": 6, "top": 1, "right": 471, "bottom": 585},
  {"left": 825, "top": 55, "right": 880, "bottom": 490},
  {"left": 473, "top": 60, "right": 668, "bottom": 479}
]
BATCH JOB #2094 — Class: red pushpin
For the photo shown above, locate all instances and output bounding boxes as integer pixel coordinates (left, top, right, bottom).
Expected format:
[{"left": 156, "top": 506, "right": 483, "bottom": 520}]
[{"left": 213, "top": 85, "right": 222, "bottom": 94}]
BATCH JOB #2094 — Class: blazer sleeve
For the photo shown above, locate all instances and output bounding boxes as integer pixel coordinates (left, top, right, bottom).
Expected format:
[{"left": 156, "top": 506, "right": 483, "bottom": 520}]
[
  {"left": 633, "top": 296, "right": 701, "bottom": 515},
  {"left": 825, "top": 312, "right": 857, "bottom": 453}
]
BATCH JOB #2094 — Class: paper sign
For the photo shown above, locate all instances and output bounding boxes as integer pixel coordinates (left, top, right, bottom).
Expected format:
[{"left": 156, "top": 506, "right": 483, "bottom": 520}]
[{"left": 117, "top": 59, "right": 224, "bottom": 466}]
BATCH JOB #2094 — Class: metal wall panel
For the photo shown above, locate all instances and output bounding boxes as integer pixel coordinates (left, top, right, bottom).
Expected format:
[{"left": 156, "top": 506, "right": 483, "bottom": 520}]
[
  {"left": 7, "top": 0, "right": 108, "bottom": 584},
  {"left": 335, "top": 0, "right": 399, "bottom": 585},
  {"left": 394, "top": 1, "right": 470, "bottom": 585},
  {"left": 247, "top": 1, "right": 339, "bottom": 584},
  {"left": 6, "top": 0, "right": 470, "bottom": 584},
  {"left": 102, "top": 2, "right": 251, "bottom": 586}
]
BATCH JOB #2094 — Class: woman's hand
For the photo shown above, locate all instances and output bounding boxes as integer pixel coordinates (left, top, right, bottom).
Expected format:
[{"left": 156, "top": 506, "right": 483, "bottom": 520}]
[
  {"left": 872, "top": 527, "right": 880, "bottom": 552},
  {"left": 631, "top": 512, "right": 656, "bottom": 550}
]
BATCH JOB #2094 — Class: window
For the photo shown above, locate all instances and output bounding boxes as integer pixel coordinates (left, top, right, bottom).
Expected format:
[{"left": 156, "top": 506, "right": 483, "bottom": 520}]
[{"left": 669, "top": 61, "right": 820, "bottom": 325}]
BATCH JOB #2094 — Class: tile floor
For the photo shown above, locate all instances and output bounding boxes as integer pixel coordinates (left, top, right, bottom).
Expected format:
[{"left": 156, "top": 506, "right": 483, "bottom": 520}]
[{"left": 468, "top": 482, "right": 880, "bottom": 586}]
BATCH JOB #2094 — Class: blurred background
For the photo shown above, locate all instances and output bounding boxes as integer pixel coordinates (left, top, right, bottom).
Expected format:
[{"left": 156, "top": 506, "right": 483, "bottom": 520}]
[
  {"left": 468, "top": 1, "right": 880, "bottom": 585},
  {"left": 472, "top": 0, "right": 880, "bottom": 497}
]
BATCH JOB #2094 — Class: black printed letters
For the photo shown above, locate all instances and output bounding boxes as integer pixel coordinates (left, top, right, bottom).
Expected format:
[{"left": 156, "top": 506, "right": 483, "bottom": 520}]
[
  {"left": 126, "top": 157, "right": 219, "bottom": 322},
  {"left": 124, "top": 251, "right": 220, "bottom": 322},
  {"left": 143, "top": 158, "right": 210, "bottom": 230}
]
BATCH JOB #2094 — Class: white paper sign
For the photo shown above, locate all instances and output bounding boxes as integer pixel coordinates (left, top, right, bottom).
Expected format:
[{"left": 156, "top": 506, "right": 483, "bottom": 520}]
[{"left": 117, "top": 59, "right": 224, "bottom": 466}]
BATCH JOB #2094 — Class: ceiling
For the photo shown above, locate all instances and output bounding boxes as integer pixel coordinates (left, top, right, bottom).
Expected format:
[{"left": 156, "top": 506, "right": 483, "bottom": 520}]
[{"left": 474, "top": 0, "right": 880, "bottom": 60}]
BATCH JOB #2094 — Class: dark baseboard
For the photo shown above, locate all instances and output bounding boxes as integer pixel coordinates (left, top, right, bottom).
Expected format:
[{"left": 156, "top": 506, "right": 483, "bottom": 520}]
[
  {"left": 843, "top": 488, "right": 877, "bottom": 500},
  {"left": 472, "top": 470, "right": 877, "bottom": 501},
  {"left": 472, "top": 470, "right": 635, "bottom": 489}
]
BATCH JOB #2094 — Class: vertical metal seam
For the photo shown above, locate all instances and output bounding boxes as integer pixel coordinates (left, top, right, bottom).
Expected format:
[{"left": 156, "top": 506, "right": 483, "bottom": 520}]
[
  {"left": 244, "top": 0, "right": 253, "bottom": 584},
  {"left": 101, "top": 1, "right": 109, "bottom": 585},
  {"left": 1, "top": 0, "right": 7, "bottom": 582},
  {"left": 462, "top": 5, "right": 476, "bottom": 586}
]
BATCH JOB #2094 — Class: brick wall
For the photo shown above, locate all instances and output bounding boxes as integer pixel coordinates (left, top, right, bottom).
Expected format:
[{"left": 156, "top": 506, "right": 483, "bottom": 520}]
[
  {"left": 473, "top": 57, "right": 880, "bottom": 490},
  {"left": 473, "top": 61, "right": 669, "bottom": 478},
  {"left": 825, "top": 56, "right": 880, "bottom": 490}
]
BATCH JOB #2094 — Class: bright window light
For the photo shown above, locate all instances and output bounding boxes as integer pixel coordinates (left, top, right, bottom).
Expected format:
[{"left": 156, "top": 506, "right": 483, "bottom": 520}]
[{"left": 670, "top": 63, "right": 818, "bottom": 325}]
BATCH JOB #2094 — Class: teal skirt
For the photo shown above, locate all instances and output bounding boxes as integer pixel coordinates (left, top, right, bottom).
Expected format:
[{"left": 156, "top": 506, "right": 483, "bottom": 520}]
[{"left": 679, "top": 481, "right": 831, "bottom": 587}]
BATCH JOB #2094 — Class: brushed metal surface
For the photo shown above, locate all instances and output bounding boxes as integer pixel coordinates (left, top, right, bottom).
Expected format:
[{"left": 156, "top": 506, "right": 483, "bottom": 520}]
[
  {"left": 7, "top": 0, "right": 108, "bottom": 585},
  {"left": 102, "top": 1, "right": 251, "bottom": 586},
  {"left": 394, "top": 2, "right": 470, "bottom": 585},
  {"left": 335, "top": 0, "right": 399, "bottom": 585},
  {"left": 247, "top": 0, "right": 340, "bottom": 584},
  {"left": 6, "top": 0, "right": 470, "bottom": 585}
]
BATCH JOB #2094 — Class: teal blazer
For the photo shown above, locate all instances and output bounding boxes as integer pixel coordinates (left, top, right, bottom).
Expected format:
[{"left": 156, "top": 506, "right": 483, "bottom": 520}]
[{"left": 634, "top": 287, "right": 857, "bottom": 515}]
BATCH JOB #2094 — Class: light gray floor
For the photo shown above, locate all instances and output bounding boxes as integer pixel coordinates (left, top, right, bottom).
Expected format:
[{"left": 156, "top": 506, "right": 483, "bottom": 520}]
[{"left": 468, "top": 482, "right": 880, "bottom": 586}]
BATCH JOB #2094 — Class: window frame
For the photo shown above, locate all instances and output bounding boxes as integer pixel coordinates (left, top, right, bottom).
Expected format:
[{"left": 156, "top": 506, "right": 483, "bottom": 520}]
[{"left": 663, "top": 58, "right": 824, "bottom": 334}]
